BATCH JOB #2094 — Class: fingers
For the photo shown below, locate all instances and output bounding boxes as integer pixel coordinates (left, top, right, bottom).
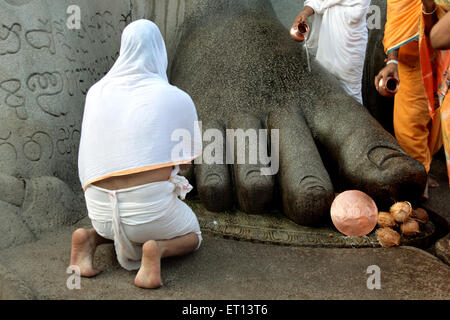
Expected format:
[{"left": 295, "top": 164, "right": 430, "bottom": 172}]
[
  {"left": 375, "top": 64, "right": 400, "bottom": 93},
  {"left": 195, "top": 120, "right": 234, "bottom": 212},
  {"left": 375, "top": 67, "right": 388, "bottom": 92},
  {"left": 374, "top": 72, "right": 381, "bottom": 91},
  {"left": 294, "top": 14, "right": 306, "bottom": 26},
  {"left": 227, "top": 113, "right": 275, "bottom": 214},
  {"left": 267, "top": 107, "right": 334, "bottom": 226}
]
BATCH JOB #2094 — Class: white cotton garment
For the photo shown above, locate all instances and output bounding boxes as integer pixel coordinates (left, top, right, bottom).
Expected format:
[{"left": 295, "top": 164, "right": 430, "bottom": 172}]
[
  {"left": 78, "top": 19, "right": 202, "bottom": 189},
  {"left": 304, "top": 0, "right": 370, "bottom": 103},
  {"left": 85, "top": 165, "right": 202, "bottom": 271}
]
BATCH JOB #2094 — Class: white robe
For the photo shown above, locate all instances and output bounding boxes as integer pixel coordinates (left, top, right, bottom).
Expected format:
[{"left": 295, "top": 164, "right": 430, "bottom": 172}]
[
  {"left": 305, "top": 0, "right": 370, "bottom": 103},
  {"left": 78, "top": 20, "right": 202, "bottom": 190}
]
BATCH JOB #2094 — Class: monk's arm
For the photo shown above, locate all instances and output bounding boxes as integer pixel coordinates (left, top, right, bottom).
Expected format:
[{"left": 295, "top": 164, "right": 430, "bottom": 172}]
[
  {"left": 387, "top": 49, "right": 398, "bottom": 62},
  {"left": 430, "top": 11, "right": 450, "bottom": 50},
  {"left": 422, "top": 0, "right": 438, "bottom": 36}
]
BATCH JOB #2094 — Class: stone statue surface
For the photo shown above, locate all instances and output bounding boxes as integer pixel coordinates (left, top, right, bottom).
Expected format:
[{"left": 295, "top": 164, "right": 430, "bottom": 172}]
[
  {"left": 0, "top": 0, "right": 191, "bottom": 250},
  {"left": 0, "top": 0, "right": 133, "bottom": 249},
  {"left": 0, "top": 0, "right": 426, "bottom": 250}
]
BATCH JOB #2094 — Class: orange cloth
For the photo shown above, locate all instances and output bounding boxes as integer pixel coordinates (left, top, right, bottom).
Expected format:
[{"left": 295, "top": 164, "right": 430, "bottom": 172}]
[
  {"left": 394, "top": 40, "right": 442, "bottom": 173},
  {"left": 442, "top": 91, "right": 450, "bottom": 185},
  {"left": 418, "top": 2, "right": 450, "bottom": 119}
]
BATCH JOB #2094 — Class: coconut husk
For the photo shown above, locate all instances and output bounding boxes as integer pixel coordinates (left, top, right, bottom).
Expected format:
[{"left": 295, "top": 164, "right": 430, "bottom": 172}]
[
  {"left": 378, "top": 211, "right": 396, "bottom": 228},
  {"left": 376, "top": 227, "right": 401, "bottom": 248},
  {"left": 390, "top": 201, "right": 412, "bottom": 223},
  {"left": 400, "top": 219, "right": 420, "bottom": 236},
  {"left": 412, "top": 208, "right": 429, "bottom": 225}
]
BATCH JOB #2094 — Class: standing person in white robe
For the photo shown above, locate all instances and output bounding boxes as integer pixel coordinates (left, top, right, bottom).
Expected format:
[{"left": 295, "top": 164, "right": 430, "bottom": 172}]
[
  {"left": 292, "top": 0, "right": 371, "bottom": 103},
  {"left": 70, "top": 19, "right": 203, "bottom": 289}
]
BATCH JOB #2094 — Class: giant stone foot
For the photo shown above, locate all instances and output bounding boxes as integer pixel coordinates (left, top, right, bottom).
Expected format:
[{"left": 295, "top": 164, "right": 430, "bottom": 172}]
[
  {"left": 171, "top": 0, "right": 427, "bottom": 225},
  {"left": 195, "top": 120, "right": 234, "bottom": 212}
]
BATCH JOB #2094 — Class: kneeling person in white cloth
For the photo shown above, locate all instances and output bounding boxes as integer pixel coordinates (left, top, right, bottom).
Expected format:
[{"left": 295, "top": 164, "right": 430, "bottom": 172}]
[
  {"left": 293, "top": 0, "right": 370, "bottom": 103},
  {"left": 70, "top": 19, "right": 203, "bottom": 289}
]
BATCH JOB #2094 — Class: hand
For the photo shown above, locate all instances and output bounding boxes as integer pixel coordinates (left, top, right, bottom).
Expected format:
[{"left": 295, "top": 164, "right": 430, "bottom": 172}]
[
  {"left": 296, "top": 12, "right": 309, "bottom": 25},
  {"left": 422, "top": 0, "right": 436, "bottom": 12},
  {"left": 374, "top": 63, "right": 399, "bottom": 92},
  {"left": 172, "top": 5, "right": 427, "bottom": 225},
  {"left": 292, "top": 7, "right": 313, "bottom": 29},
  {"left": 290, "top": 10, "right": 311, "bottom": 41},
  {"left": 291, "top": 14, "right": 306, "bottom": 32}
]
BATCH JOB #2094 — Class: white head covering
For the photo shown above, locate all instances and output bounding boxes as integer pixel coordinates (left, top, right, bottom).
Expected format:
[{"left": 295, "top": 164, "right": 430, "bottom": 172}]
[{"left": 78, "top": 20, "right": 202, "bottom": 189}]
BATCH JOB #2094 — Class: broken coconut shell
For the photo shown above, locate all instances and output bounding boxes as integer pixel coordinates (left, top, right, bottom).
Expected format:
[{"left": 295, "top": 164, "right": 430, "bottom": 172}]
[
  {"left": 412, "top": 208, "right": 429, "bottom": 225},
  {"left": 378, "top": 211, "right": 396, "bottom": 228},
  {"left": 390, "top": 201, "right": 412, "bottom": 223},
  {"left": 376, "top": 227, "right": 401, "bottom": 248},
  {"left": 400, "top": 219, "right": 420, "bottom": 236}
]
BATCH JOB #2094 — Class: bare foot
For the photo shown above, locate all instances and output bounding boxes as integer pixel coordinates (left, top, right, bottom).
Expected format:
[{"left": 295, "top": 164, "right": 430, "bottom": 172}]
[
  {"left": 134, "top": 240, "right": 163, "bottom": 289},
  {"left": 70, "top": 228, "right": 102, "bottom": 277},
  {"left": 428, "top": 176, "right": 439, "bottom": 188}
]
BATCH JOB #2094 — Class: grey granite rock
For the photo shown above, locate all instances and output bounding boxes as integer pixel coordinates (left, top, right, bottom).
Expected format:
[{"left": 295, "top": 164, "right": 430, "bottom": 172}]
[
  {"left": 1, "top": 218, "right": 449, "bottom": 299},
  {"left": 361, "top": 0, "right": 395, "bottom": 135},
  {"left": 171, "top": 0, "right": 427, "bottom": 222},
  {"left": 0, "top": 0, "right": 433, "bottom": 248},
  {"left": 195, "top": 120, "right": 234, "bottom": 212},
  {"left": 267, "top": 106, "right": 334, "bottom": 225},
  {"left": 0, "top": 0, "right": 131, "bottom": 248},
  {"left": 0, "top": 172, "right": 24, "bottom": 206}
]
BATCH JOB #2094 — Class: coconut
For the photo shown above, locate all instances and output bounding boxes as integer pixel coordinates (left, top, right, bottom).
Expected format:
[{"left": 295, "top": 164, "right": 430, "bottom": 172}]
[
  {"left": 412, "top": 208, "right": 429, "bottom": 225},
  {"left": 378, "top": 211, "right": 396, "bottom": 228},
  {"left": 376, "top": 227, "right": 401, "bottom": 248},
  {"left": 400, "top": 219, "right": 420, "bottom": 236},
  {"left": 390, "top": 201, "right": 412, "bottom": 223}
]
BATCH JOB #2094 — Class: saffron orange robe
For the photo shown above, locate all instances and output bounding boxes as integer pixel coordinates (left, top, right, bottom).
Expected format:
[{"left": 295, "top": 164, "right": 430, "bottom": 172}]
[{"left": 383, "top": 0, "right": 450, "bottom": 184}]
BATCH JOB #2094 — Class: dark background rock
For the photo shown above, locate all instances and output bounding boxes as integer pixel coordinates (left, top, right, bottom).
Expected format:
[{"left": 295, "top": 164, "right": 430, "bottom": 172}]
[{"left": 362, "top": 0, "right": 395, "bottom": 135}]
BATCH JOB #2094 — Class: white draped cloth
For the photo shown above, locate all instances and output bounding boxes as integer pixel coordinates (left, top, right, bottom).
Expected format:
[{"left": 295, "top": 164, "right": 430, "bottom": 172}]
[
  {"left": 78, "top": 20, "right": 202, "bottom": 190},
  {"left": 85, "top": 165, "right": 200, "bottom": 271},
  {"left": 305, "top": 0, "right": 370, "bottom": 103}
]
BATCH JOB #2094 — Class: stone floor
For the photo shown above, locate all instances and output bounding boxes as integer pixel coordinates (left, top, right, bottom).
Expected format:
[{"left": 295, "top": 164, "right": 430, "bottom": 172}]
[
  {"left": 0, "top": 157, "right": 449, "bottom": 300},
  {"left": 0, "top": 217, "right": 449, "bottom": 300}
]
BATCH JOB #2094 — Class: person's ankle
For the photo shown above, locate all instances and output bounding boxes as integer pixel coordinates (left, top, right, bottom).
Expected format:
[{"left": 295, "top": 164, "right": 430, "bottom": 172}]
[{"left": 155, "top": 242, "right": 168, "bottom": 258}]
